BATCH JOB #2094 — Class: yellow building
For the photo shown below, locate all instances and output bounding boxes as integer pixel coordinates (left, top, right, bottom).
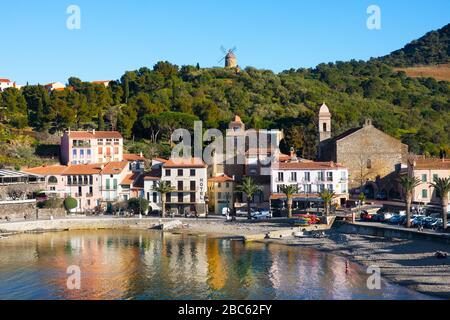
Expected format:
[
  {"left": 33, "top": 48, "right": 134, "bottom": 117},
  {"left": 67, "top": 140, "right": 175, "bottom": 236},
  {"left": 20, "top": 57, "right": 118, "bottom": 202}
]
[{"left": 208, "top": 174, "right": 235, "bottom": 215}]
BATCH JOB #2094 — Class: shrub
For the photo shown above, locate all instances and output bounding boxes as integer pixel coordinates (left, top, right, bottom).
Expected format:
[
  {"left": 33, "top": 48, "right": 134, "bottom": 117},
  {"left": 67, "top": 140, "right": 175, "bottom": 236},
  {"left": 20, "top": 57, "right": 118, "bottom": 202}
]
[
  {"left": 127, "top": 198, "right": 149, "bottom": 214},
  {"left": 64, "top": 197, "right": 78, "bottom": 211}
]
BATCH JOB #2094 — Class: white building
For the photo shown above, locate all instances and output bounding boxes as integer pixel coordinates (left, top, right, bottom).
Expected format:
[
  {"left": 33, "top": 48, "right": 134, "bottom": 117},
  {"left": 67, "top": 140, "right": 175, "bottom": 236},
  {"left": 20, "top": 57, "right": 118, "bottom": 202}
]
[
  {"left": 44, "top": 82, "right": 65, "bottom": 92},
  {"left": 270, "top": 160, "right": 349, "bottom": 213},
  {"left": 0, "top": 79, "right": 15, "bottom": 91}
]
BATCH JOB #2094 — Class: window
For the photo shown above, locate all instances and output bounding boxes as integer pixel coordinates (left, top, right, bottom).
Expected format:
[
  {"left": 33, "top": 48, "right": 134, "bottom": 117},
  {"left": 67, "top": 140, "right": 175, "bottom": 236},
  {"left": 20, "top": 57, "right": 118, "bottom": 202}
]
[
  {"left": 87, "top": 149, "right": 91, "bottom": 157},
  {"left": 98, "top": 147, "right": 103, "bottom": 154},
  {"left": 341, "top": 171, "right": 347, "bottom": 181},
  {"left": 278, "top": 172, "right": 284, "bottom": 182},
  {"left": 318, "top": 184, "right": 325, "bottom": 193},
  {"left": 323, "top": 123, "right": 327, "bottom": 132},
  {"left": 190, "top": 169, "right": 195, "bottom": 176},
  {"left": 433, "top": 174, "right": 439, "bottom": 182},
  {"left": 178, "top": 181, "right": 183, "bottom": 191},
  {"left": 166, "top": 193, "right": 171, "bottom": 202},
  {"left": 304, "top": 172, "right": 310, "bottom": 182},
  {"left": 422, "top": 189, "right": 428, "bottom": 198},
  {"left": 190, "top": 193, "right": 196, "bottom": 203},
  {"left": 113, "top": 179, "right": 118, "bottom": 190},
  {"left": 178, "top": 169, "right": 184, "bottom": 177},
  {"left": 367, "top": 159, "right": 372, "bottom": 169},
  {"left": 48, "top": 176, "right": 58, "bottom": 184},
  {"left": 327, "top": 172, "right": 333, "bottom": 182},
  {"left": 305, "top": 185, "right": 312, "bottom": 193},
  {"left": 226, "top": 182, "right": 230, "bottom": 188},
  {"left": 318, "top": 172, "right": 324, "bottom": 181},
  {"left": 152, "top": 192, "right": 157, "bottom": 203},
  {"left": 328, "top": 184, "right": 334, "bottom": 191},
  {"left": 73, "top": 149, "right": 77, "bottom": 157},
  {"left": 178, "top": 193, "right": 184, "bottom": 203},
  {"left": 190, "top": 181, "right": 196, "bottom": 191},
  {"left": 421, "top": 174, "right": 427, "bottom": 183},
  {"left": 80, "top": 149, "right": 84, "bottom": 158},
  {"left": 291, "top": 172, "right": 297, "bottom": 182},
  {"left": 106, "top": 179, "right": 110, "bottom": 190},
  {"left": 218, "top": 192, "right": 222, "bottom": 200}
]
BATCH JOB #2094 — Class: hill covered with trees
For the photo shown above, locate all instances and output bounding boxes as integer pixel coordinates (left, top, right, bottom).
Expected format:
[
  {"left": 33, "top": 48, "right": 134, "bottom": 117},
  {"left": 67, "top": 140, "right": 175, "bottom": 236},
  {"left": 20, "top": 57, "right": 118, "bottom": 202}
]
[
  {"left": 0, "top": 25, "right": 449, "bottom": 168},
  {"left": 376, "top": 23, "right": 449, "bottom": 67}
]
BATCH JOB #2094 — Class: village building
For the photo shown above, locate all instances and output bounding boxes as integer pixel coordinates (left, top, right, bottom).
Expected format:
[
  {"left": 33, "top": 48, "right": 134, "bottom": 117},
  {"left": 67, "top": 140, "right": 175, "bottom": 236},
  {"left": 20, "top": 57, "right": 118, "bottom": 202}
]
[
  {"left": 270, "top": 158, "right": 349, "bottom": 216},
  {"left": 61, "top": 130, "right": 124, "bottom": 165},
  {"left": 208, "top": 174, "right": 235, "bottom": 215},
  {"left": 91, "top": 80, "right": 112, "bottom": 87},
  {"left": 0, "top": 78, "right": 16, "bottom": 91},
  {"left": 44, "top": 82, "right": 65, "bottom": 92},
  {"left": 317, "top": 103, "right": 408, "bottom": 198},
  {"left": 160, "top": 158, "right": 208, "bottom": 216},
  {"left": 408, "top": 158, "right": 450, "bottom": 211}
]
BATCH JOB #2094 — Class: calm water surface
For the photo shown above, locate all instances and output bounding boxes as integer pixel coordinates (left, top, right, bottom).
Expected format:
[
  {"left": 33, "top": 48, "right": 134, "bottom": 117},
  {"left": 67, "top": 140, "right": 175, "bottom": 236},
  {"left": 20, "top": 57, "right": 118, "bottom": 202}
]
[{"left": 0, "top": 230, "right": 431, "bottom": 300}]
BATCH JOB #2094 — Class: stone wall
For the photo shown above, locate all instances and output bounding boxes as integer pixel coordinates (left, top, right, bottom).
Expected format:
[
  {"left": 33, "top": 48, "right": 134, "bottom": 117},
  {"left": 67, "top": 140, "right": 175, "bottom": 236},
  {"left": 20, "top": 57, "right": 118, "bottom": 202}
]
[
  {"left": 0, "top": 201, "right": 37, "bottom": 220},
  {"left": 0, "top": 201, "right": 66, "bottom": 221},
  {"left": 335, "top": 125, "right": 408, "bottom": 190},
  {"left": 0, "top": 183, "right": 46, "bottom": 201}
]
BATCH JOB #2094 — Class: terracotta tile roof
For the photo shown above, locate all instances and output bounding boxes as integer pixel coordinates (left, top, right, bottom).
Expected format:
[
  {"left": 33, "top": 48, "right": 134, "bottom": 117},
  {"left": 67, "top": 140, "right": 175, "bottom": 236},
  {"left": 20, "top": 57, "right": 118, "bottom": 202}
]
[
  {"left": 208, "top": 174, "right": 234, "bottom": 183},
  {"left": 273, "top": 161, "right": 345, "bottom": 170},
  {"left": 101, "top": 161, "right": 128, "bottom": 175},
  {"left": 410, "top": 158, "right": 450, "bottom": 170},
  {"left": 123, "top": 153, "right": 145, "bottom": 161},
  {"left": 153, "top": 157, "right": 168, "bottom": 163},
  {"left": 67, "top": 130, "right": 123, "bottom": 139},
  {"left": 0, "top": 78, "right": 11, "bottom": 83},
  {"left": 121, "top": 173, "right": 138, "bottom": 185},
  {"left": 64, "top": 164, "right": 103, "bottom": 175},
  {"left": 163, "top": 158, "right": 207, "bottom": 168},
  {"left": 23, "top": 165, "right": 68, "bottom": 175}
]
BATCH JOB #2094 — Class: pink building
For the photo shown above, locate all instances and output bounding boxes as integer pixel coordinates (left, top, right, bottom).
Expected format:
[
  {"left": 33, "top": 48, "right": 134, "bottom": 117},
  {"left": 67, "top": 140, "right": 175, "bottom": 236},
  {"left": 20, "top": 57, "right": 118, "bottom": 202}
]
[{"left": 61, "top": 130, "right": 124, "bottom": 165}]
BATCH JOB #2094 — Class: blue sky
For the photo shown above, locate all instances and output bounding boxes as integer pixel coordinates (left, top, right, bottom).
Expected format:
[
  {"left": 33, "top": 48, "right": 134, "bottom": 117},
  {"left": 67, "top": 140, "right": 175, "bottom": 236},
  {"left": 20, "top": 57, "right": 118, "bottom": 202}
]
[{"left": 1, "top": 0, "right": 449, "bottom": 84}]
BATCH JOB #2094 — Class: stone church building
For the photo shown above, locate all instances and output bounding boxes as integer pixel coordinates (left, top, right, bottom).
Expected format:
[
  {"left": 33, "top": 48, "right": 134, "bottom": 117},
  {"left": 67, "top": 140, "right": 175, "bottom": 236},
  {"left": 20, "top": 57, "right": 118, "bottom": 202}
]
[{"left": 317, "top": 104, "right": 409, "bottom": 198}]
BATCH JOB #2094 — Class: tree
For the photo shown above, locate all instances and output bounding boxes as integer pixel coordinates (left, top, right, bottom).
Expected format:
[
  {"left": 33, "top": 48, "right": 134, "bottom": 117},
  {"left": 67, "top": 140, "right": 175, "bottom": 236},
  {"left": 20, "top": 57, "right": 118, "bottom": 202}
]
[
  {"left": 64, "top": 197, "right": 78, "bottom": 212},
  {"left": 153, "top": 181, "right": 175, "bottom": 218},
  {"left": 430, "top": 177, "right": 450, "bottom": 231},
  {"left": 127, "top": 197, "right": 149, "bottom": 214},
  {"left": 235, "top": 177, "right": 262, "bottom": 220},
  {"left": 280, "top": 185, "right": 298, "bottom": 218},
  {"left": 399, "top": 176, "right": 421, "bottom": 228},
  {"left": 319, "top": 189, "right": 336, "bottom": 216}
]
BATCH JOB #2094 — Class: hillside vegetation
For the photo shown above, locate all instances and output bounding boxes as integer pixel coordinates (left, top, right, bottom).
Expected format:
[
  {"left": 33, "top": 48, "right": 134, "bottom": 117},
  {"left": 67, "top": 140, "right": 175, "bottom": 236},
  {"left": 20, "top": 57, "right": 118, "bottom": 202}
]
[{"left": 0, "top": 25, "right": 449, "bottom": 168}]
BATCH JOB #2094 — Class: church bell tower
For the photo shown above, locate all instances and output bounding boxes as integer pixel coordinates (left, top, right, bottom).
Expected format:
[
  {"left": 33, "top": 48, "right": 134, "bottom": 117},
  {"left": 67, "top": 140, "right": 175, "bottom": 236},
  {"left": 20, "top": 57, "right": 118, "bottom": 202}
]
[{"left": 318, "top": 103, "right": 332, "bottom": 142}]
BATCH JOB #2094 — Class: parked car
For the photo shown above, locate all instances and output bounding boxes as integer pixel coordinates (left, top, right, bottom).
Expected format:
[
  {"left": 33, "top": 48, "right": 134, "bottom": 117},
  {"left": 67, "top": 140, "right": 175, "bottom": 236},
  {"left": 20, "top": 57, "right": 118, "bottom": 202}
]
[
  {"left": 251, "top": 210, "right": 272, "bottom": 220},
  {"left": 221, "top": 207, "right": 231, "bottom": 216},
  {"left": 388, "top": 214, "right": 405, "bottom": 225},
  {"left": 360, "top": 210, "right": 375, "bottom": 221},
  {"left": 372, "top": 212, "right": 394, "bottom": 222},
  {"left": 411, "top": 215, "right": 427, "bottom": 227},
  {"left": 422, "top": 217, "right": 438, "bottom": 229}
]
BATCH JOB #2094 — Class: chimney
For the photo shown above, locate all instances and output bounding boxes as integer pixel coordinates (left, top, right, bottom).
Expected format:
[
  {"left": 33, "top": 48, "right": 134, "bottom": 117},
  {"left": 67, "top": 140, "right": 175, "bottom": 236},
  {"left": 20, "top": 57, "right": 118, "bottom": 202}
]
[
  {"left": 92, "top": 129, "right": 96, "bottom": 135},
  {"left": 140, "top": 152, "right": 143, "bottom": 158},
  {"left": 290, "top": 147, "right": 299, "bottom": 163}
]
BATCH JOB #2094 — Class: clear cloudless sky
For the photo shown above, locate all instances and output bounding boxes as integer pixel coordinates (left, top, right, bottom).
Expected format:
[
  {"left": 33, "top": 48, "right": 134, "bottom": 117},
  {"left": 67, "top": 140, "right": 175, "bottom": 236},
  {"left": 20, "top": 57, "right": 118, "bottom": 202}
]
[{"left": 1, "top": 0, "right": 449, "bottom": 84}]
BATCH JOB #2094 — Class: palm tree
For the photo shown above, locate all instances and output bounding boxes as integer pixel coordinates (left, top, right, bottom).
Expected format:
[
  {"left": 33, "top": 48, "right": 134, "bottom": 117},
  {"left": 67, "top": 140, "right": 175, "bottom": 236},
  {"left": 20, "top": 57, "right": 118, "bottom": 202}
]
[
  {"left": 153, "top": 181, "right": 175, "bottom": 218},
  {"left": 399, "top": 176, "right": 421, "bottom": 228},
  {"left": 280, "top": 185, "right": 298, "bottom": 218},
  {"left": 235, "top": 177, "right": 262, "bottom": 220},
  {"left": 430, "top": 177, "right": 450, "bottom": 231},
  {"left": 319, "top": 189, "right": 336, "bottom": 216}
]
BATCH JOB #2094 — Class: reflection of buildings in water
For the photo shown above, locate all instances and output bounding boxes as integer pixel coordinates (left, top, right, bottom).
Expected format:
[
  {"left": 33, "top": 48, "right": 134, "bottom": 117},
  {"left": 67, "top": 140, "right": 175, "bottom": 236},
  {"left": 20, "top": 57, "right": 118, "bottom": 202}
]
[
  {"left": 142, "top": 233, "right": 209, "bottom": 292},
  {"left": 39, "top": 231, "right": 141, "bottom": 300},
  {"left": 206, "top": 239, "right": 228, "bottom": 291}
]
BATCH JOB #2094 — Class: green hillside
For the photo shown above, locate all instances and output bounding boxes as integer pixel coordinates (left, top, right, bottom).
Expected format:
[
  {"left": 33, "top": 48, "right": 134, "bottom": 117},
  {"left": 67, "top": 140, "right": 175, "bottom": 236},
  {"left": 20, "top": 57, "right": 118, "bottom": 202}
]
[{"left": 1, "top": 26, "right": 449, "bottom": 168}]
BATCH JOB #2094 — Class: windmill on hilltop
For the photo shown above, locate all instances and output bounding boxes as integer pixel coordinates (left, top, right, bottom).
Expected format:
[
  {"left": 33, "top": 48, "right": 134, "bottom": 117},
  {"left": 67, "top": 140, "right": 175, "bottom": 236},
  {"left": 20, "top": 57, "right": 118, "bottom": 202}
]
[{"left": 219, "top": 46, "right": 238, "bottom": 68}]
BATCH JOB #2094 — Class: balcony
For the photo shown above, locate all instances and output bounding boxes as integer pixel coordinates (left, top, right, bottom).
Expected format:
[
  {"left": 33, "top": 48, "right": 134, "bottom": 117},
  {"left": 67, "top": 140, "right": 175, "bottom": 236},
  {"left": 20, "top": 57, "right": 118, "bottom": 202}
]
[{"left": 86, "top": 193, "right": 94, "bottom": 198}]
